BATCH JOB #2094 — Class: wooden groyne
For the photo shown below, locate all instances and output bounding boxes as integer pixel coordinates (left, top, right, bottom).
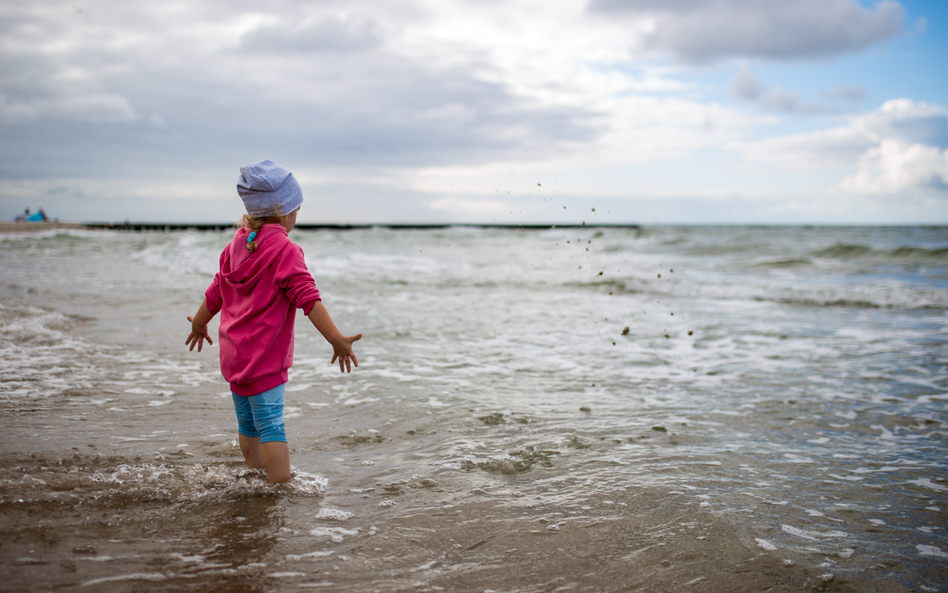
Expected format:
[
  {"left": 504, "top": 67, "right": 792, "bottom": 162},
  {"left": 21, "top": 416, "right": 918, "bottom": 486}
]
[{"left": 81, "top": 222, "right": 641, "bottom": 232}]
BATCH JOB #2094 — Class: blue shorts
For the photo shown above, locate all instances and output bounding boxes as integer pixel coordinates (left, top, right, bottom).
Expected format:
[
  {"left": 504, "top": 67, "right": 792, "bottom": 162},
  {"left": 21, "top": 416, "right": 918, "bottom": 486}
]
[{"left": 232, "top": 384, "right": 287, "bottom": 444}]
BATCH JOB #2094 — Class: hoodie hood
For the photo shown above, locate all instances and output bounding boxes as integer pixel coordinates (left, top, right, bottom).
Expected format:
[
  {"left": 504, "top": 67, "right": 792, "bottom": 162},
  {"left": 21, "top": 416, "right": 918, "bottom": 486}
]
[{"left": 220, "top": 224, "right": 290, "bottom": 295}]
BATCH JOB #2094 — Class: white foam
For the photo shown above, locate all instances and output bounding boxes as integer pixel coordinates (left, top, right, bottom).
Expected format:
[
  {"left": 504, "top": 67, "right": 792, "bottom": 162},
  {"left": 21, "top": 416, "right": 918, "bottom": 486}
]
[
  {"left": 908, "top": 478, "right": 948, "bottom": 493},
  {"left": 285, "top": 551, "right": 335, "bottom": 561},
  {"left": 82, "top": 573, "right": 167, "bottom": 586},
  {"left": 314, "top": 508, "right": 354, "bottom": 521},
  {"left": 917, "top": 545, "right": 948, "bottom": 558},
  {"left": 309, "top": 527, "right": 359, "bottom": 542},
  {"left": 755, "top": 538, "right": 778, "bottom": 551},
  {"left": 781, "top": 525, "right": 848, "bottom": 540}
]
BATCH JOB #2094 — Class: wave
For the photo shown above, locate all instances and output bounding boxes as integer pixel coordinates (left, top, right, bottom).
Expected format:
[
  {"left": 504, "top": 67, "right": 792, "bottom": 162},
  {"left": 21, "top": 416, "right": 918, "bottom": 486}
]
[
  {"left": 0, "top": 456, "right": 325, "bottom": 506},
  {"left": 750, "top": 258, "right": 814, "bottom": 269},
  {"left": 811, "top": 243, "right": 948, "bottom": 262},
  {"left": 564, "top": 280, "right": 643, "bottom": 294}
]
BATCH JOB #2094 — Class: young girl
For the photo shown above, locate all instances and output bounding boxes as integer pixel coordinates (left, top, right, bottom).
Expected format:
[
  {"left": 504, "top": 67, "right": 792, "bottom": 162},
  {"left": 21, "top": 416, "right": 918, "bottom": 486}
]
[{"left": 185, "top": 159, "right": 361, "bottom": 484}]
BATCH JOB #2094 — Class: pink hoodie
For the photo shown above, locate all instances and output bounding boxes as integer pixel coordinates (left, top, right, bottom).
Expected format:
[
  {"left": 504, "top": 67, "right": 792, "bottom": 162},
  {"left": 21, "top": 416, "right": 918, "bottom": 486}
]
[{"left": 205, "top": 223, "right": 321, "bottom": 396}]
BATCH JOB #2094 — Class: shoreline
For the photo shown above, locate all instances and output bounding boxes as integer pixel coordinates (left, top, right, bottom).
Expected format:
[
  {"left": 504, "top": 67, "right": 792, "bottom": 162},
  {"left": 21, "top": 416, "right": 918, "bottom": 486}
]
[
  {"left": 0, "top": 221, "right": 88, "bottom": 233},
  {"left": 1, "top": 221, "right": 641, "bottom": 233},
  {"left": 4, "top": 221, "right": 945, "bottom": 234}
]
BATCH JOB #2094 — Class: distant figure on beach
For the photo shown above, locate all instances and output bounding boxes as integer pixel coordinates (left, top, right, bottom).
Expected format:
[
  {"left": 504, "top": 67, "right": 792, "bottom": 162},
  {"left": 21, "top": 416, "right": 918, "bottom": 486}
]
[
  {"left": 14, "top": 207, "right": 50, "bottom": 222},
  {"left": 186, "top": 159, "right": 361, "bottom": 484}
]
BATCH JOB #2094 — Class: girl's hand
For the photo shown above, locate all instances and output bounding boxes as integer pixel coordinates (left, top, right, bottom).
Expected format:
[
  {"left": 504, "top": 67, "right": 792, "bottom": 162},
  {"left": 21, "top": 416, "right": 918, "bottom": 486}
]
[
  {"left": 330, "top": 333, "right": 362, "bottom": 373},
  {"left": 186, "top": 315, "right": 214, "bottom": 352}
]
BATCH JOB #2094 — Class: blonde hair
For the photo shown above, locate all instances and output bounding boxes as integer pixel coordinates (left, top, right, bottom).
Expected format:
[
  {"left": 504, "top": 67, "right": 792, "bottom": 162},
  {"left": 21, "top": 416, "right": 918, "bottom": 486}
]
[
  {"left": 238, "top": 205, "right": 284, "bottom": 253},
  {"left": 238, "top": 205, "right": 301, "bottom": 252}
]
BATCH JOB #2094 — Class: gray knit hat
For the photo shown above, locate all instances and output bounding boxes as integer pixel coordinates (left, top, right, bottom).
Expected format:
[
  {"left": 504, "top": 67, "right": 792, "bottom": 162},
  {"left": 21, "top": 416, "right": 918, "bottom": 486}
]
[{"left": 237, "top": 160, "right": 303, "bottom": 216}]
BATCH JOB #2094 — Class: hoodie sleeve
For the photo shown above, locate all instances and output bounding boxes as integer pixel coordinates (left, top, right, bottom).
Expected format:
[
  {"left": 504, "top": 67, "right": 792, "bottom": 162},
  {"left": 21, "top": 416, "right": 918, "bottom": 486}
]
[
  {"left": 204, "top": 251, "right": 226, "bottom": 315},
  {"left": 205, "top": 274, "right": 223, "bottom": 315},
  {"left": 275, "top": 242, "right": 321, "bottom": 315}
]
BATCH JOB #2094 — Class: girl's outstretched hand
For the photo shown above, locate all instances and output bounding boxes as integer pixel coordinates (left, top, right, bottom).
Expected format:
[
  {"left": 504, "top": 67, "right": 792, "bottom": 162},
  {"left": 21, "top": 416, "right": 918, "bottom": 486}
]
[
  {"left": 186, "top": 315, "right": 214, "bottom": 352},
  {"left": 330, "top": 333, "right": 362, "bottom": 373},
  {"left": 186, "top": 299, "right": 216, "bottom": 352}
]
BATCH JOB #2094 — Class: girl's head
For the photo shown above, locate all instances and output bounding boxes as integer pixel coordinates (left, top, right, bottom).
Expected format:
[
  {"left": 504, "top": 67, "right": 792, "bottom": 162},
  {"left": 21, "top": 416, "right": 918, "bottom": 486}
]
[{"left": 236, "top": 160, "right": 303, "bottom": 252}]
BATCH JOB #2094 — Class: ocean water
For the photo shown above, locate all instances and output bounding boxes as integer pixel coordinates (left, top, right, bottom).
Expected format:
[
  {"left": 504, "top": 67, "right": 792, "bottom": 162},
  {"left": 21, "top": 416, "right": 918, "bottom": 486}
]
[{"left": 1, "top": 224, "right": 946, "bottom": 592}]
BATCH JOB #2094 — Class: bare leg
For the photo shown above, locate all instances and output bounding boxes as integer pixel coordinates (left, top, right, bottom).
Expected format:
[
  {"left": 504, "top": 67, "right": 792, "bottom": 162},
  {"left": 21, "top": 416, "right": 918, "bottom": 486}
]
[
  {"left": 260, "top": 441, "right": 292, "bottom": 484},
  {"left": 238, "top": 434, "right": 264, "bottom": 469}
]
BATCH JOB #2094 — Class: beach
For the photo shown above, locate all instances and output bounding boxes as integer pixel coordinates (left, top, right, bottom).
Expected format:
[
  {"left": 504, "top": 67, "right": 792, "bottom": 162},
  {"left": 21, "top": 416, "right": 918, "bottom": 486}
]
[{"left": 1, "top": 225, "right": 946, "bottom": 592}]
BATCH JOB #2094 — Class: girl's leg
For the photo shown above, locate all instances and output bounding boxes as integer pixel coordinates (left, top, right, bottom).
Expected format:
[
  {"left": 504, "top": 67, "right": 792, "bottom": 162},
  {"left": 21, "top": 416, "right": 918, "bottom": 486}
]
[
  {"left": 260, "top": 441, "right": 291, "bottom": 484},
  {"left": 247, "top": 384, "right": 291, "bottom": 484},
  {"left": 238, "top": 434, "right": 264, "bottom": 469},
  {"left": 232, "top": 394, "right": 263, "bottom": 470}
]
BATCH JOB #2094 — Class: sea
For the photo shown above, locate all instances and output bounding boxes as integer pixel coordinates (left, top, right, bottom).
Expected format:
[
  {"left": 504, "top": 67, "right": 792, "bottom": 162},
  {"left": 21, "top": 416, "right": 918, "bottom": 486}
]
[{"left": 1, "top": 224, "right": 946, "bottom": 592}]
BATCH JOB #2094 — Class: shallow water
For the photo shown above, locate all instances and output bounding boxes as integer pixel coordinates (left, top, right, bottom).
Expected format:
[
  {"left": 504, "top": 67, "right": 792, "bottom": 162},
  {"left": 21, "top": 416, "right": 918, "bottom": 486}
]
[{"left": 1, "top": 225, "right": 946, "bottom": 592}]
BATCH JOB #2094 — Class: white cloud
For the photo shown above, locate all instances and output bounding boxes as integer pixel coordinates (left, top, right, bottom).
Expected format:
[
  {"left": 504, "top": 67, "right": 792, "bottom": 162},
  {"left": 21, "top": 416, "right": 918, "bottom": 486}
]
[
  {"left": 589, "top": 0, "right": 905, "bottom": 62},
  {"left": 737, "top": 99, "right": 948, "bottom": 197},
  {"left": 840, "top": 139, "right": 948, "bottom": 195}
]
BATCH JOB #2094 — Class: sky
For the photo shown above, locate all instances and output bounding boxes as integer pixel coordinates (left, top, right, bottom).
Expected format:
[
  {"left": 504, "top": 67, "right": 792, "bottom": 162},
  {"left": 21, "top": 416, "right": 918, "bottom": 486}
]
[{"left": 1, "top": 0, "right": 946, "bottom": 224}]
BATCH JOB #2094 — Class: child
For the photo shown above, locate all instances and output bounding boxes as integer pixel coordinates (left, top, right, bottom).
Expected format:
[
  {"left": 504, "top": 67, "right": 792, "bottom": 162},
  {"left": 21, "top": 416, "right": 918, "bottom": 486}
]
[{"left": 185, "top": 159, "right": 361, "bottom": 484}]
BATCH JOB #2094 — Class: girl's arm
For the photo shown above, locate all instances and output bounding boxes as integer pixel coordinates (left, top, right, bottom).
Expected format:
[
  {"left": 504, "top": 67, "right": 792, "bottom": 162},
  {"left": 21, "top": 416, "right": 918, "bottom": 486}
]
[
  {"left": 186, "top": 298, "right": 216, "bottom": 352},
  {"left": 307, "top": 301, "right": 362, "bottom": 373}
]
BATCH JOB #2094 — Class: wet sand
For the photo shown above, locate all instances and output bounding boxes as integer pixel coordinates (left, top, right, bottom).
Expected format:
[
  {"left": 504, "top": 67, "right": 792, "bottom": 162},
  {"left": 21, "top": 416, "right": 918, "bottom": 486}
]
[{"left": 0, "top": 396, "right": 892, "bottom": 593}]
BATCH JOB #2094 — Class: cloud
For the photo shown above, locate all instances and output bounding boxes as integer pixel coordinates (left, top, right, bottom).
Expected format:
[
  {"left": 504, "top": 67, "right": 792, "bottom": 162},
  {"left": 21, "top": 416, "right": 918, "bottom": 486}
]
[
  {"left": 730, "top": 66, "right": 824, "bottom": 114},
  {"left": 240, "top": 16, "right": 381, "bottom": 54},
  {"left": 823, "top": 84, "right": 866, "bottom": 101},
  {"left": 840, "top": 139, "right": 948, "bottom": 195},
  {"left": 588, "top": 0, "right": 905, "bottom": 62},
  {"left": 0, "top": 1, "right": 599, "bottom": 179},
  {"left": 737, "top": 99, "right": 948, "bottom": 196},
  {"left": 429, "top": 196, "right": 507, "bottom": 214},
  {"left": 0, "top": 0, "right": 941, "bottom": 223},
  {"left": 0, "top": 93, "right": 139, "bottom": 124}
]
